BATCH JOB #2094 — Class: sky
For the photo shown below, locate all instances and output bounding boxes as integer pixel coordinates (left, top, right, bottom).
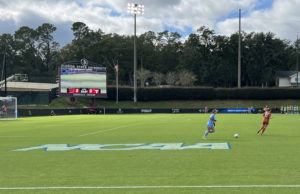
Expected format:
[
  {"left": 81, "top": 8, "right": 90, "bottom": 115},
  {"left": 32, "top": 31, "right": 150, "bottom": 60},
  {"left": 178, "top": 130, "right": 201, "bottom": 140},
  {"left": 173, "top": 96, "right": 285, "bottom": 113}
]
[{"left": 0, "top": 0, "right": 300, "bottom": 47}]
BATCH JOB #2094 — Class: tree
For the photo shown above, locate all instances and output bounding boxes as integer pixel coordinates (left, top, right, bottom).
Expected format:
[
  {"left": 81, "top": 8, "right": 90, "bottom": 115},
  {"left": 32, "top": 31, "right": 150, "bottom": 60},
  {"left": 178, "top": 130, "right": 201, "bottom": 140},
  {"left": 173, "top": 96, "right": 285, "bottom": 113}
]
[
  {"left": 136, "top": 67, "right": 152, "bottom": 87},
  {"left": 68, "top": 22, "right": 92, "bottom": 59},
  {"left": 157, "top": 30, "right": 181, "bottom": 46},
  {"left": 155, "top": 30, "right": 182, "bottom": 73},
  {"left": 152, "top": 72, "right": 165, "bottom": 86},
  {"left": 36, "top": 23, "right": 59, "bottom": 72},
  {"left": 196, "top": 26, "right": 216, "bottom": 86},
  {"left": 71, "top": 22, "right": 89, "bottom": 40},
  {"left": 197, "top": 26, "right": 215, "bottom": 49},
  {"left": 0, "top": 34, "right": 15, "bottom": 78},
  {"left": 14, "top": 26, "right": 42, "bottom": 75},
  {"left": 138, "top": 31, "right": 157, "bottom": 73},
  {"left": 14, "top": 26, "right": 37, "bottom": 50},
  {"left": 178, "top": 70, "right": 197, "bottom": 86},
  {"left": 211, "top": 34, "right": 237, "bottom": 87},
  {"left": 166, "top": 72, "right": 178, "bottom": 86},
  {"left": 1, "top": 22, "right": 297, "bottom": 87},
  {"left": 242, "top": 32, "right": 289, "bottom": 87}
]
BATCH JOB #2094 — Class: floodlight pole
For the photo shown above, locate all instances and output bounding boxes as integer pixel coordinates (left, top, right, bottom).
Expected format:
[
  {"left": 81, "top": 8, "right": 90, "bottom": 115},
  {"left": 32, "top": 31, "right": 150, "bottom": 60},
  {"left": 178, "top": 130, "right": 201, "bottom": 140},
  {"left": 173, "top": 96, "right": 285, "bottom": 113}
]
[
  {"left": 133, "top": 12, "right": 137, "bottom": 102},
  {"left": 116, "top": 60, "right": 119, "bottom": 104},
  {"left": 297, "top": 35, "right": 299, "bottom": 87},
  {"left": 3, "top": 45, "right": 7, "bottom": 97},
  {"left": 238, "top": 9, "right": 241, "bottom": 88},
  {"left": 128, "top": 3, "right": 144, "bottom": 102}
]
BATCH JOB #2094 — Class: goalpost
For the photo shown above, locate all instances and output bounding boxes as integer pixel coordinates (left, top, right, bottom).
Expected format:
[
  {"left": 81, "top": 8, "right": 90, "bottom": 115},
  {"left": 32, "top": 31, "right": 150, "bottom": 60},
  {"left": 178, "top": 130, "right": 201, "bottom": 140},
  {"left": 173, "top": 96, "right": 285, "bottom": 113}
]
[{"left": 0, "top": 97, "right": 17, "bottom": 120}]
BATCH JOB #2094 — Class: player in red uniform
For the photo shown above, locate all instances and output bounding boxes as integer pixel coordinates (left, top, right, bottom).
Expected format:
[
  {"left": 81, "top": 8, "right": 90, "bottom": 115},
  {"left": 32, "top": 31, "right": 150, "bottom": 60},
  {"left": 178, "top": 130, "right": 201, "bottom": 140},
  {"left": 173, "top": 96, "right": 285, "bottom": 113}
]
[{"left": 257, "top": 107, "right": 272, "bottom": 135}]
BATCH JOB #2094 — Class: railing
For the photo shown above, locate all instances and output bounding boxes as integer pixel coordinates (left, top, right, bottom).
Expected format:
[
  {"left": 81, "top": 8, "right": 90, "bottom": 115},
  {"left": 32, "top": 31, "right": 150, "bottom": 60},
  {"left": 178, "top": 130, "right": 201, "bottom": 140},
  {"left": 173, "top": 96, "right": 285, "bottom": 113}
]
[{"left": 0, "top": 74, "right": 28, "bottom": 87}]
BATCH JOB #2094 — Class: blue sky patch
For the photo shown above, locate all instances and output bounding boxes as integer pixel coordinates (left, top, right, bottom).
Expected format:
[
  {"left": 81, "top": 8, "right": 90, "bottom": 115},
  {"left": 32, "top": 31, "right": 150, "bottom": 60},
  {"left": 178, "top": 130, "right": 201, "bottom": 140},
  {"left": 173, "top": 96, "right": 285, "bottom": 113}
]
[
  {"left": 110, "top": 10, "right": 121, "bottom": 17},
  {"left": 163, "top": 25, "right": 194, "bottom": 38},
  {"left": 253, "top": 0, "right": 274, "bottom": 11},
  {"left": 76, "top": 2, "right": 84, "bottom": 8}
]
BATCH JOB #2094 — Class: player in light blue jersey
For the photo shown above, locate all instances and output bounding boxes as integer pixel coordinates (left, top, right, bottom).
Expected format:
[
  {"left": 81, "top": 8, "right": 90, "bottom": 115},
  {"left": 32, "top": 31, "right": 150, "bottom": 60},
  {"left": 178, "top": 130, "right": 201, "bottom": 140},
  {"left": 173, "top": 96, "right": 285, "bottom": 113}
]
[{"left": 202, "top": 109, "right": 217, "bottom": 140}]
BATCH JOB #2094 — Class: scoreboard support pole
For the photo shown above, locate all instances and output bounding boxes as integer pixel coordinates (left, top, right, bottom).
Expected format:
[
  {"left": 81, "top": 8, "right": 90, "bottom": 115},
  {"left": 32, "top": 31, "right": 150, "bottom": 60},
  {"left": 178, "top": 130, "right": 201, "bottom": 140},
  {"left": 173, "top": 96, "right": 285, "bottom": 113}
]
[
  {"left": 91, "top": 98, "right": 97, "bottom": 107},
  {"left": 70, "top": 97, "right": 76, "bottom": 106}
]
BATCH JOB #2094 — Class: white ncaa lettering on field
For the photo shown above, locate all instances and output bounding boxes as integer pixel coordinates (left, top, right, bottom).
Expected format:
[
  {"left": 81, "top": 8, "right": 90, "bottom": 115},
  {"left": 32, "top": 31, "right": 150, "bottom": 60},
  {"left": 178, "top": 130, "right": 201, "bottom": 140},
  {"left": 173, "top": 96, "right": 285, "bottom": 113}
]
[{"left": 11, "top": 143, "right": 231, "bottom": 151}]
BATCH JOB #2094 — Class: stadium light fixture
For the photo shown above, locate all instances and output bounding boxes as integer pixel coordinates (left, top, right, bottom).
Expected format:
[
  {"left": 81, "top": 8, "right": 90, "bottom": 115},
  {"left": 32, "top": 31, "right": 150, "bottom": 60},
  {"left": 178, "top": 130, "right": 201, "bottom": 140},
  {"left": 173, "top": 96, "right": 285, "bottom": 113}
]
[
  {"left": 127, "top": 3, "right": 144, "bottom": 102},
  {"left": 127, "top": 3, "right": 144, "bottom": 15}
]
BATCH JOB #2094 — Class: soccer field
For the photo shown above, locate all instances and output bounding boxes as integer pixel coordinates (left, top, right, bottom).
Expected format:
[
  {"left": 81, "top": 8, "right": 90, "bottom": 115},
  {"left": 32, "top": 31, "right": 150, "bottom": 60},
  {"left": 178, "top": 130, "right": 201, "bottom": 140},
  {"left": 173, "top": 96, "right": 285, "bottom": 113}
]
[{"left": 0, "top": 114, "right": 300, "bottom": 194}]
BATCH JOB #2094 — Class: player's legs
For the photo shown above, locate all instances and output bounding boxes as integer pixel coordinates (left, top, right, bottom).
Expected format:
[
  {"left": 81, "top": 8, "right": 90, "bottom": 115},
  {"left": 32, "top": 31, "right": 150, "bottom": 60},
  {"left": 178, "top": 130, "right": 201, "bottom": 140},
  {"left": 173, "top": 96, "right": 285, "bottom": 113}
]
[
  {"left": 203, "top": 125, "right": 215, "bottom": 140},
  {"left": 258, "top": 121, "right": 268, "bottom": 134},
  {"left": 261, "top": 124, "right": 268, "bottom": 135},
  {"left": 257, "top": 124, "right": 264, "bottom": 134}
]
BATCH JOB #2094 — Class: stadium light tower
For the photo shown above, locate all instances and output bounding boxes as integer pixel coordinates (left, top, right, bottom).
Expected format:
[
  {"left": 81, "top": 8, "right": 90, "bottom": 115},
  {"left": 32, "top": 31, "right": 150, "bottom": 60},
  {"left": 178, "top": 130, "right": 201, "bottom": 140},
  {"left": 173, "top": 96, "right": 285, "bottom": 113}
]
[
  {"left": 238, "top": 8, "right": 241, "bottom": 88},
  {"left": 2, "top": 45, "right": 7, "bottom": 97},
  {"left": 297, "top": 35, "right": 299, "bottom": 87},
  {"left": 127, "top": 3, "right": 144, "bottom": 102}
]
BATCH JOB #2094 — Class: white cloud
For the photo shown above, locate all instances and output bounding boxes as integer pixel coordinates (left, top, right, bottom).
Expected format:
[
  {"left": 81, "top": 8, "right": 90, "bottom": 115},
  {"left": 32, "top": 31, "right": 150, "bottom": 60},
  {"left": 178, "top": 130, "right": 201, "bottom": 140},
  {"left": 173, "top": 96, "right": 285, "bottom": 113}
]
[
  {"left": 217, "top": 0, "right": 300, "bottom": 41},
  {"left": 0, "top": 0, "right": 299, "bottom": 46}
]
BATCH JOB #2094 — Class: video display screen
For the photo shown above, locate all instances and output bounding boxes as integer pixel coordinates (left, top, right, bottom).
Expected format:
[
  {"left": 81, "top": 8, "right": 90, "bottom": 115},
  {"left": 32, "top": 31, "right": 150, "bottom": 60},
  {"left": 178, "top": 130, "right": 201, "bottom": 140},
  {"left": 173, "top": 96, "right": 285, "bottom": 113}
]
[{"left": 59, "top": 64, "right": 107, "bottom": 98}]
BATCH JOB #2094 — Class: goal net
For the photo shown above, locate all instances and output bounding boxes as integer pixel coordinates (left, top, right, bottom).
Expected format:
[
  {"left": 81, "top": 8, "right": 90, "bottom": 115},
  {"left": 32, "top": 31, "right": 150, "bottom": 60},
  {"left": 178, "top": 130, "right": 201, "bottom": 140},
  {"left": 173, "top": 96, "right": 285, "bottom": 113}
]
[{"left": 0, "top": 97, "right": 17, "bottom": 120}]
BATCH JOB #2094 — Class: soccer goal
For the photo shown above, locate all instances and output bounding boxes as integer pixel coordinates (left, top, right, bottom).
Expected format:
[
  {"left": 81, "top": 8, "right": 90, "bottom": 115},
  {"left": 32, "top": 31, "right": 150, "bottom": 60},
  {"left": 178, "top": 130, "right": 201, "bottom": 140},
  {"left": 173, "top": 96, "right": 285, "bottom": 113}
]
[{"left": 0, "top": 97, "right": 17, "bottom": 120}]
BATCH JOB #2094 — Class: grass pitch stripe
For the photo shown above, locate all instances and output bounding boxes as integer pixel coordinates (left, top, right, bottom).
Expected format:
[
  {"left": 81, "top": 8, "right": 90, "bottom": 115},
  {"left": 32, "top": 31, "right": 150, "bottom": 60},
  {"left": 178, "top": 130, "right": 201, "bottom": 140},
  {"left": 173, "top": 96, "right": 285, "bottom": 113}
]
[{"left": 0, "top": 185, "right": 300, "bottom": 190}]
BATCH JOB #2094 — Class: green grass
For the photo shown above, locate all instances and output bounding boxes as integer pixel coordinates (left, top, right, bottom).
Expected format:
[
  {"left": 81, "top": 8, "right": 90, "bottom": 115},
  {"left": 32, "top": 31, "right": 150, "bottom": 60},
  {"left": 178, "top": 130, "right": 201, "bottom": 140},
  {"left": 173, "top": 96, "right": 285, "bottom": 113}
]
[
  {"left": 19, "top": 98, "right": 300, "bottom": 109},
  {"left": 0, "top": 114, "right": 300, "bottom": 194}
]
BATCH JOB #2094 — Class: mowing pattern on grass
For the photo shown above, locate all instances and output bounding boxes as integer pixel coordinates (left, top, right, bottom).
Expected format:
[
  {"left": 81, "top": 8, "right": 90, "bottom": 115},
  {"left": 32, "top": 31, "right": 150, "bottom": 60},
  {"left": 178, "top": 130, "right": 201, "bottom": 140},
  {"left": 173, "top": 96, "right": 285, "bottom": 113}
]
[{"left": 0, "top": 114, "right": 300, "bottom": 194}]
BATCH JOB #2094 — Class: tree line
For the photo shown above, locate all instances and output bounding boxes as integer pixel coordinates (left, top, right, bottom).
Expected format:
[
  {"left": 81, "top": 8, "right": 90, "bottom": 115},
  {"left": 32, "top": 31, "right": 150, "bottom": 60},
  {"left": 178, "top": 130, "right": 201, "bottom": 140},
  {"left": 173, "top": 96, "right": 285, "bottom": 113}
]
[{"left": 0, "top": 22, "right": 299, "bottom": 87}]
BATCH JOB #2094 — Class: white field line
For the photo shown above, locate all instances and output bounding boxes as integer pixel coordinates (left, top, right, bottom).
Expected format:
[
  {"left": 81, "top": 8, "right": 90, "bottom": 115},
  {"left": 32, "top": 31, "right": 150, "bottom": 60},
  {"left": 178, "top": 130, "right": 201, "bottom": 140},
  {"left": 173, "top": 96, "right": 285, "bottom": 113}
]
[
  {"left": 0, "top": 136, "right": 59, "bottom": 138},
  {"left": 0, "top": 136, "right": 33, "bottom": 138},
  {"left": 0, "top": 185, "right": 300, "bottom": 190},
  {"left": 79, "top": 123, "right": 140, "bottom": 137}
]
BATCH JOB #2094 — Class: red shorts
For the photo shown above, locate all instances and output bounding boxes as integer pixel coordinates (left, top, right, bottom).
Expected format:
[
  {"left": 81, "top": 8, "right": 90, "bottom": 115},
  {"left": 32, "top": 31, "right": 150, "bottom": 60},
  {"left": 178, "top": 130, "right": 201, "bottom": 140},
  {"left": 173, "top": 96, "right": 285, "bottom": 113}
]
[{"left": 263, "top": 120, "right": 269, "bottom": 125}]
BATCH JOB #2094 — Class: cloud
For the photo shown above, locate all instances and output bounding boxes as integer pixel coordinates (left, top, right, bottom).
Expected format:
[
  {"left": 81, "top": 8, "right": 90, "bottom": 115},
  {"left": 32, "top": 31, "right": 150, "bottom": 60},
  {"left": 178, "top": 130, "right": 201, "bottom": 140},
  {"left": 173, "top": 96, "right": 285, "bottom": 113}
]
[
  {"left": 217, "top": 0, "right": 300, "bottom": 41},
  {"left": 0, "top": 0, "right": 299, "bottom": 46}
]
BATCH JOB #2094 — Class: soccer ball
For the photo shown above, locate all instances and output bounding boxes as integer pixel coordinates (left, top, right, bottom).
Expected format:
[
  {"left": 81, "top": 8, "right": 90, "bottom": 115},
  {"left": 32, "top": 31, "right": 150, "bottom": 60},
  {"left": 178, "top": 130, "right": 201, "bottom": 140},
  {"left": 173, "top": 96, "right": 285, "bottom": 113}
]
[{"left": 234, "top": 134, "right": 239, "bottom": 138}]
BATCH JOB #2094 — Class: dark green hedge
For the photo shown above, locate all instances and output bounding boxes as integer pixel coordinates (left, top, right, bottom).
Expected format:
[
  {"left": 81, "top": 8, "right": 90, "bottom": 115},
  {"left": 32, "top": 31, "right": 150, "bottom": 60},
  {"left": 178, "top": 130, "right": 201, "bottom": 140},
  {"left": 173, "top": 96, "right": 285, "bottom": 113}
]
[
  {"left": 7, "top": 91, "right": 52, "bottom": 104},
  {"left": 107, "top": 87, "right": 300, "bottom": 101},
  {"left": 5, "top": 87, "right": 300, "bottom": 105}
]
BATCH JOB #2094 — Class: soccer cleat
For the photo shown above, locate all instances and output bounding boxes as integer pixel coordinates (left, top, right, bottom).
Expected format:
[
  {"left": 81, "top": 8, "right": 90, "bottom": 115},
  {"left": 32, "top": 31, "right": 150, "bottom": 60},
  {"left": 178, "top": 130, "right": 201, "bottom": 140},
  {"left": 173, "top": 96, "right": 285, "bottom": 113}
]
[{"left": 202, "top": 136, "right": 207, "bottom": 140}]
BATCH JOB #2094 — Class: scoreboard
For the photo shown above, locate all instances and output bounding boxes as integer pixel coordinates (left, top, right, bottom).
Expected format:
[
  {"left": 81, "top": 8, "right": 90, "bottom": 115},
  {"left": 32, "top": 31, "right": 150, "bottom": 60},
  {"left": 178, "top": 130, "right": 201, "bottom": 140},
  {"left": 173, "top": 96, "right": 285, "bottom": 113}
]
[
  {"left": 67, "top": 88, "right": 100, "bottom": 94},
  {"left": 58, "top": 62, "right": 107, "bottom": 98}
]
